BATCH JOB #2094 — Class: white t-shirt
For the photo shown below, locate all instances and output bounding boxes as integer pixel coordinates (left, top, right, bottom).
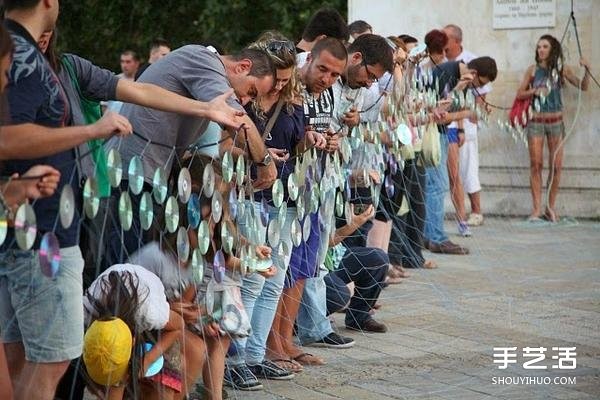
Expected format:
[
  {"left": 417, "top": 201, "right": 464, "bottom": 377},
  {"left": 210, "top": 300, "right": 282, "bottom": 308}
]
[{"left": 83, "top": 263, "right": 170, "bottom": 332}]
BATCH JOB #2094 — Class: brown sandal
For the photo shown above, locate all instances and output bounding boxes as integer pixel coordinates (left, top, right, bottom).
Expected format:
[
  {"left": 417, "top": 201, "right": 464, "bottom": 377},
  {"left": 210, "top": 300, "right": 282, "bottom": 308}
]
[
  {"left": 270, "top": 358, "right": 304, "bottom": 373},
  {"left": 293, "top": 352, "right": 326, "bottom": 366}
]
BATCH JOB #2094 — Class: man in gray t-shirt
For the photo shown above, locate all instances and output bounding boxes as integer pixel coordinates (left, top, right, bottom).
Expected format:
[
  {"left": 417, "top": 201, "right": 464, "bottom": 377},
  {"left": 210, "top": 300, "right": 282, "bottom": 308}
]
[
  {"left": 105, "top": 45, "right": 277, "bottom": 266},
  {"left": 107, "top": 45, "right": 276, "bottom": 185}
]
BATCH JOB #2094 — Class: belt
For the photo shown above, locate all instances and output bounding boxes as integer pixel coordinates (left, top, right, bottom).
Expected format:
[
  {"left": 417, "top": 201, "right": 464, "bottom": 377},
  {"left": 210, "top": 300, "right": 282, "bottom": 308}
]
[{"left": 530, "top": 116, "right": 562, "bottom": 124}]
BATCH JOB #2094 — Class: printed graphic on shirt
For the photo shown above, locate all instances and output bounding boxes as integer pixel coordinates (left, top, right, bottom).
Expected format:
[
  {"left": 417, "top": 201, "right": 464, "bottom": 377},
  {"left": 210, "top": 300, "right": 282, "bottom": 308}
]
[{"left": 303, "top": 88, "right": 334, "bottom": 133}]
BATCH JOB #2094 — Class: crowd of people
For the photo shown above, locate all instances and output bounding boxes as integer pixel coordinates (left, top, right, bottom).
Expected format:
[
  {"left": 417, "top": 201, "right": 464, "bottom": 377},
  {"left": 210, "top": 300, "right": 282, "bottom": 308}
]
[{"left": 0, "top": 1, "right": 592, "bottom": 400}]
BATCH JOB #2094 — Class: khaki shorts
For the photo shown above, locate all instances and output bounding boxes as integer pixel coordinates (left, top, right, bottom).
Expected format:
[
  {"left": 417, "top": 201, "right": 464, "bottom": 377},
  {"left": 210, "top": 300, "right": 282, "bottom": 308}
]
[{"left": 527, "top": 120, "right": 565, "bottom": 137}]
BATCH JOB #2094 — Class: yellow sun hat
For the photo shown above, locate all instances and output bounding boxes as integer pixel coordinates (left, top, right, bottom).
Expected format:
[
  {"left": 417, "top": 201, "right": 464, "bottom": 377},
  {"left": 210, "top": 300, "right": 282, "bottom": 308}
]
[{"left": 83, "top": 318, "right": 133, "bottom": 386}]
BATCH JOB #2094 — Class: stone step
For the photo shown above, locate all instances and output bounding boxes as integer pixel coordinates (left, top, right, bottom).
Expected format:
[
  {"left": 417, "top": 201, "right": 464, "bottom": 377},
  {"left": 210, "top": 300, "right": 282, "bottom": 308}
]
[
  {"left": 478, "top": 165, "right": 600, "bottom": 191},
  {"left": 444, "top": 184, "right": 600, "bottom": 219}
]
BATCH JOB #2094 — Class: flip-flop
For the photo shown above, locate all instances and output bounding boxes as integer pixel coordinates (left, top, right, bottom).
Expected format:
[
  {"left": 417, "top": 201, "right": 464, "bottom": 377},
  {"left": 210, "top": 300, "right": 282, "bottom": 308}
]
[
  {"left": 270, "top": 358, "right": 304, "bottom": 373},
  {"left": 527, "top": 216, "right": 545, "bottom": 223},
  {"left": 293, "top": 352, "right": 326, "bottom": 366}
]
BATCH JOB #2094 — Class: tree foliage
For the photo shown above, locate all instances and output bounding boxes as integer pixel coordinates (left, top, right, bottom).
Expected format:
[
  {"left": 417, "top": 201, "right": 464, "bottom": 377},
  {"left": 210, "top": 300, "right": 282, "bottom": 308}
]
[{"left": 58, "top": 0, "right": 347, "bottom": 71}]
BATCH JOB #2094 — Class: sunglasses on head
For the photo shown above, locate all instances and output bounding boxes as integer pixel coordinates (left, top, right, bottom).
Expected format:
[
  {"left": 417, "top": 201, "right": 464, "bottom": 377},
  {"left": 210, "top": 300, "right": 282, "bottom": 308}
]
[{"left": 267, "top": 40, "right": 296, "bottom": 55}]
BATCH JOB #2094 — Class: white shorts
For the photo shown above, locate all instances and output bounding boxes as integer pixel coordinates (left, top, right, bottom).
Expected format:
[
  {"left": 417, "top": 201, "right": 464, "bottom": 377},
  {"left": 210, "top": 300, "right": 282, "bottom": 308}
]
[{"left": 459, "top": 136, "right": 481, "bottom": 194}]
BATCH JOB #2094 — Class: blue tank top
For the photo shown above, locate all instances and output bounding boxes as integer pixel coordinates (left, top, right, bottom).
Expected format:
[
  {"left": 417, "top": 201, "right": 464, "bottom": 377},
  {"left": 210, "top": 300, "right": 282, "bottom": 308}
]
[{"left": 532, "top": 65, "right": 562, "bottom": 113}]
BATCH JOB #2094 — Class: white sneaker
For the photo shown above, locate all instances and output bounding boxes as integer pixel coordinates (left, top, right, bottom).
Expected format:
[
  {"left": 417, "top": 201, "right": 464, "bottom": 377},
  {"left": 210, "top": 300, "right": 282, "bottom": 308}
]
[
  {"left": 467, "top": 213, "right": 484, "bottom": 226},
  {"left": 458, "top": 222, "right": 472, "bottom": 237}
]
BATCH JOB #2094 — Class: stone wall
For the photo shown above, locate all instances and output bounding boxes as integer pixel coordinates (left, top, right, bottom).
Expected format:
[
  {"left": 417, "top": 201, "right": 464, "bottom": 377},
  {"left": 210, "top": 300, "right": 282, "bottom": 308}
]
[{"left": 349, "top": 0, "right": 600, "bottom": 218}]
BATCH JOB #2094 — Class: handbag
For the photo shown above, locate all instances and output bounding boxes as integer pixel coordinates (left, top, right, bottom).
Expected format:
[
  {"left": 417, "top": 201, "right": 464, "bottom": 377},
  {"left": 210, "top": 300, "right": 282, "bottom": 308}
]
[
  {"left": 420, "top": 122, "right": 441, "bottom": 168},
  {"left": 508, "top": 97, "right": 532, "bottom": 128},
  {"left": 204, "top": 277, "right": 251, "bottom": 338}
]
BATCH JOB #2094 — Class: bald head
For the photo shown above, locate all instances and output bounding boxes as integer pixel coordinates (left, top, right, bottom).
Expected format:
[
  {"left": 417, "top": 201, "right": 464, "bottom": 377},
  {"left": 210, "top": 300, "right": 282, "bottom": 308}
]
[{"left": 443, "top": 24, "right": 463, "bottom": 60}]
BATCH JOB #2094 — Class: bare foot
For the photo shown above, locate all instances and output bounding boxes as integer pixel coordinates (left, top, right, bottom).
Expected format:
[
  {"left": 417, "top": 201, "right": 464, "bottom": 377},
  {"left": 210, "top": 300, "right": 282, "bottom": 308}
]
[
  {"left": 391, "top": 264, "right": 410, "bottom": 278},
  {"left": 544, "top": 208, "right": 559, "bottom": 222},
  {"left": 423, "top": 259, "right": 438, "bottom": 269}
]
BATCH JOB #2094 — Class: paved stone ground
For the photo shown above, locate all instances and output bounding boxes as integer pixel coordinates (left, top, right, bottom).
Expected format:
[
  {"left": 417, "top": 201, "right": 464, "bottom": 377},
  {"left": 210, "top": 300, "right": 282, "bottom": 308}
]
[{"left": 226, "top": 218, "right": 600, "bottom": 400}]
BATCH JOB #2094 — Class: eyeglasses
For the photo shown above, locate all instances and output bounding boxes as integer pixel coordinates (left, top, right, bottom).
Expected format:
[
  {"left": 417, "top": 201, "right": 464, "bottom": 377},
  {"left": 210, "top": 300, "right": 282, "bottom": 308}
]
[
  {"left": 361, "top": 54, "right": 378, "bottom": 83},
  {"left": 266, "top": 40, "right": 296, "bottom": 55}
]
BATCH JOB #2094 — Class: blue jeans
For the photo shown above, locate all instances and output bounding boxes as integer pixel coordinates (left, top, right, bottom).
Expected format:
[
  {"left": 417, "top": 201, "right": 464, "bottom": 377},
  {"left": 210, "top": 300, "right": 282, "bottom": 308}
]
[
  {"left": 296, "top": 269, "right": 333, "bottom": 344},
  {"left": 424, "top": 133, "right": 449, "bottom": 244},
  {"left": 229, "top": 202, "right": 295, "bottom": 366}
]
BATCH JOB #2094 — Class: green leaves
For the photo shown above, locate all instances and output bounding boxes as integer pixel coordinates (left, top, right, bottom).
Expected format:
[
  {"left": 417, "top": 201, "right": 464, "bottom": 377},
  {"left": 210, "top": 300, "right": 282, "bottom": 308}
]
[{"left": 58, "top": 0, "right": 346, "bottom": 71}]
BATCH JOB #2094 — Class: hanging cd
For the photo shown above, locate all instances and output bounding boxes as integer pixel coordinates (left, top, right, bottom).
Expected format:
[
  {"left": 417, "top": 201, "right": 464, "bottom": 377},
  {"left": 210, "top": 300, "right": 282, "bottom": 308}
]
[
  {"left": 177, "top": 226, "right": 190, "bottom": 262},
  {"left": 118, "top": 191, "right": 133, "bottom": 231},
  {"left": 152, "top": 167, "right": 168, "bottom": 204},
  {"left": 139, "top": 192, "right": 154, "bottom": 231},
  {"left": 228, "top": 187, "right": 238, "bottom": 220},
  {"left": 235, "top": 156, "right": 245, "bottom": 187},
  {"left": 191, "top": 248, "right": 204, "bottom": 283},
  {"left": 59, "top": 185, "right": 75, "bottom": 229},
  {"left": 187, "top": 193, "right": 201, "bottom": 229},
  {"left": 127, "top": 156, "right": 145, "bottom": 195},
  {"left": 291, "top": 218, "right": 302, "bottom": 247},
  {"left": 83, "top": 177, "right": 100, "bottom": 219},
  {"left": 0, "top": 204, "right": 6, "bottom": 246},
  {"left": 335, "top": 191, "right": 344, "bottom": 217},
  {"left": 221, "top": 222, "right": 234, "bottom": 254},
  {"left": 260, "top": 197, "right": 269, "bottom": 227},
  {"left": 296, "top": 192, "right": 305, "bottom": 221},
  {"left": 344, "top": 202, "right": 353, "bottom": 226},
  {"left": 396, "top": 123, "right": 412, "bottom": 145},
  {"left": 14, "top": 203, "right": 36, "bottom": 250},
  {"left": 202, "top": 164, "right": 215, "bottom": 198},
  {"left": 177, "top": 167, "right": 192, "bottom": 204},
  {"left": 287, "top": 173, "right": 299, "bottom": 201},
  {"left": 106, "top": 149, "right": 123, "bottom": 188},
  {"left": 302, "top": 216, "right": 312, "bottom": 242},
  {"left": 384, "top": 175, "right": 395, "bottom": 198},
  {"left": 211, "top": 191, "right": 223, "bottom": 223},
  {"left": 236, "top": 186, "right": 245, "bottom": 220},
  {"left": 221, "top": 152, "right": 234, "bottom": 183},
  {"left": 39, "top": 232, "right": 60, "bottom": 278},
  {"left": 213, "top": 250, "right": 226, "bottom": 284},
  {"left": 277, "top": 201, "right": 287, "bottom": 228},
  {"left": 272, "top": 179, "right": 284, "bottom": 208},
  {"left": 254, "top": 257, "right": 273, "bottom": 272},
  {"left": 409, "top": 42, "right": 427, "bottom": 58},
  {"left": 164, "top": 196, "right": 179, "bottom": 233},
  {"left": 198, "top": 220, "right": 210, "bottom": 255},
  {"left": 267, "top": 219, "right": 281, "bottom": 247}
]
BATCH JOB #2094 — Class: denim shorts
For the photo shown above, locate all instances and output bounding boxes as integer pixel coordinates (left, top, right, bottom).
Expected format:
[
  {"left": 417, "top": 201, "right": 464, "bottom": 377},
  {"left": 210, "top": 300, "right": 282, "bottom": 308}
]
[
  {"left": 446, "top": 128, "right": 459, "bottom": 144},
  {"left": 0, "top": 246, "right": 84, "bottom": 362},
  {"left": 527, "top": 120, "right": 564, "bottom": 137}
]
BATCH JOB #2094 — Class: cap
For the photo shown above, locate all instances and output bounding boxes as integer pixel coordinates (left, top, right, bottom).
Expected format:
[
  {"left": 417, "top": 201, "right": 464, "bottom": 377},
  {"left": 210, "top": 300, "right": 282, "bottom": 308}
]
[{"left": 83, "top": 318, "right": 133, "bottom": 386}]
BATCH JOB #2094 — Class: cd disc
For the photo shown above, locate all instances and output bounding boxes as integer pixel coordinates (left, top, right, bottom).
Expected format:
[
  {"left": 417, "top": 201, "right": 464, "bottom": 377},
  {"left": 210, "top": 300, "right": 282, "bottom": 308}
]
[
  {"left": 235, "top": 156, "right": 245, "bottom": 187},
  {"left": 177, "top": 227, "right": 190, "bottom": 262},
  {"left": 228, "top": 187, "right": 238, "bottom": 220},
  {"left": 202, "top": 164, "right": 215, "bottom": 198},
  {"left": 177, "top": 167, "right": 192, "bottom": 204},
  {"left": 221, "top": 152, "right": 234, "bottom": 183},
  {"left": 14, "top": 203, "right": 37, "bottom": 250},
  {"left": 139, "top": 192, "right": 154, "bottom": 231},
  {"left": 213, "top": 249, "right": 226, "bottom": 284},
  {"left": 118, "top": 191, "right": 133, "bottom": 231},
  {"left": 335, "top": 190, "right": 344, "bottom": 217},
  {"left": 221, "top": 221, "right": 234, "bottom": 254},
  {"left": 302, "top": 216, "right": 311, "bottom": 242},
  {"left": 396, "top": 123, "right": 412, "bottom": 145},
  {"left": 83, "top": 177, "right": 100, "bottom": 219},
  {"left": 384, "top": 175, "right": 395, "bottom": 198},
  {"left": 164, "top": 196, "right": 180, "bottom": 233},
  {"left": 187, "top": 193, "right": 201, "bottom": 229},
  {"left": 59, "top": 185, "right": 75, "bottom": 229},
  {"left": 0, "top": 203, "right": 7, "bottom": 246},
  {"left": 106, "top": 149, "right": 123, "bottom": 188},
  {"left": 272, "top": 179, "right": 284, "bottom": 207},
  {"left": 39, "top": 232, "right": 60, "bottom": 278},
  {"left": 152, "top": 167, "right": 168, "bottom": 204},
  {"left": 211, "top": 191, "right": 223, "bottom": 223},
  {"left": 198, "top": 220, "right": 210, "bottom": 255},
  {"left": 127, "top": 156, "right": 145, "bottom": 195},
  {"left": 267, "top": 219, "right": 280, "bottom": 247},
  {"left": 191, "top": 248, "right": 204, "bottom": 283}
]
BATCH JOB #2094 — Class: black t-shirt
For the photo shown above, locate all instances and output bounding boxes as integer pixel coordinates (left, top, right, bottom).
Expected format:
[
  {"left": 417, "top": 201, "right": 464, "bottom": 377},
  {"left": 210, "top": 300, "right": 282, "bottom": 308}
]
[
  {"left": 302, "top": 88, "right": 334, "bottom": 133},
  {"left": 432, "top": 60, "right": 462, "bottom": 134}
]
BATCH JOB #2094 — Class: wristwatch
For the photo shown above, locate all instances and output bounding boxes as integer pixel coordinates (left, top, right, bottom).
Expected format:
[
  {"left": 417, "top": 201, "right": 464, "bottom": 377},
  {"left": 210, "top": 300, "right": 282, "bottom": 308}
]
[{"left": 257, "top": 152, "right": 272, "bottom": 167}]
